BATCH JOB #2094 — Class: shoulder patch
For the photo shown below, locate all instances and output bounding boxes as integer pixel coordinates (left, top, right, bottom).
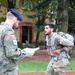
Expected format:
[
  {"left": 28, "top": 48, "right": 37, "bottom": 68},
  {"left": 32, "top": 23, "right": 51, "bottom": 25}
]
[{"left": 13, "top": 40, "right": 17, "bottom": 45}]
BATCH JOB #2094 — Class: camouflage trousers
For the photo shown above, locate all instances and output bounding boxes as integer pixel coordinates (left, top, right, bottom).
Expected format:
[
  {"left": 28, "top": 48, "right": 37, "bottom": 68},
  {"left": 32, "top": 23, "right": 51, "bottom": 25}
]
[
  {"left": 46, "top": 58, "right": 69, "bottom": 75},
  {"left": 3, "top": 70, "right": 18, "bottom": 75},
  {"left": 1, "top": 69, "right": 19, "bottom": 75}
]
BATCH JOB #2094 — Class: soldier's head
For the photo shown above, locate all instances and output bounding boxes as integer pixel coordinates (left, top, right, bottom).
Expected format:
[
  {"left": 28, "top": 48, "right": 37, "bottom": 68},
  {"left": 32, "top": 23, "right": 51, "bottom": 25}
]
[
  {"left": 44, "top": 22, "right": 55, "bottom": 35},
  {"left": 6, "top": 8, "right": 23, "bottom": 29}
]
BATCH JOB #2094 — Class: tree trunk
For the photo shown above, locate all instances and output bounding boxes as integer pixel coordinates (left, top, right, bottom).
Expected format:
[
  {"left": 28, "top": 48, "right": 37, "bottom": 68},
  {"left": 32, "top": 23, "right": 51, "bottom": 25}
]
[
  {"left": 7, "top": 0, "right": 15, "bottom": 11},
  {"left": 35, "top": 31, "right": 40, "bottom": 47},
  {"left": 61, "top": 0, "right": 68, "bottom": 32}
]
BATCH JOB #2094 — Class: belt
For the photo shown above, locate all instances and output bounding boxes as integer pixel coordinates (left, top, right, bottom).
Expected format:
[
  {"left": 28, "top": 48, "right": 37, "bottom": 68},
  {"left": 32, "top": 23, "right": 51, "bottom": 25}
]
[
  {"left": 54, "top": 58, "right": 62, "bottom": 62},
  {"left": 49, "top": 55, "right": 56, "bottom": 58}
]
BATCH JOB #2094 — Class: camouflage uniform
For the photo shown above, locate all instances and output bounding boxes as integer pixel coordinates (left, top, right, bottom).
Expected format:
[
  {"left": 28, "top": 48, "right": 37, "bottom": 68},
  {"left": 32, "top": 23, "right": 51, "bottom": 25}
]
[
  {"left": 0, "top": 22, "right": 30, "bottom": 75},
  {"left": 46, "top": 32, "right": 74, "bottom": 75}
]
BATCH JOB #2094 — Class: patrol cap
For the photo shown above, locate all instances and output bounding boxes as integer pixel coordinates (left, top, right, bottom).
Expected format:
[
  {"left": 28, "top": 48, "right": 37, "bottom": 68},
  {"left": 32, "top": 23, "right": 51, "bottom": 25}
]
[
  {"left": 45, "top": 23, "right": 55, "bottom": 28},
  {"left": 10, "top": 8, "right": 23, "bottom": 21}
]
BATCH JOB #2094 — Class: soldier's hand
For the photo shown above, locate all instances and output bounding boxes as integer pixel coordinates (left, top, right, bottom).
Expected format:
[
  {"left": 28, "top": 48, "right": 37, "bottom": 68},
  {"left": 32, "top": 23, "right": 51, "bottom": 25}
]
[
  {"left": 21, "top": 49, "right": 26, "bottom": 55},
  {"left": 54, "top": 49, "right": 61, "bottom": 54},
  {"left": 21, "top": 49, "right": 35, "bottom": 57},
  {"left": 29, "top": 50, "right": 35, "bottom": 57}
]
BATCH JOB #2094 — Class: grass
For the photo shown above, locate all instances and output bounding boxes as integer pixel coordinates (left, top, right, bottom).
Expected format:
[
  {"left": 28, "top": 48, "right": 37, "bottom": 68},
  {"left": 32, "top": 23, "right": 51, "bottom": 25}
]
[
  {"left": 66, "top": 58, "right": 75, "bottom": 70},
  {"left": 18, "top": 60, "right": 49, "bottom": 72},
  {"left": 18, "top": 59, "right": 75, "bottom": 72}
]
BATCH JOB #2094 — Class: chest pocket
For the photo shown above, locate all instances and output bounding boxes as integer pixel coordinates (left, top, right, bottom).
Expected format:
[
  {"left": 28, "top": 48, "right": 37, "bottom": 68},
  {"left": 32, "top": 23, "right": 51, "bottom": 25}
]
[{"left": 48, "top": 37, "right": 57, "bottom": 51}]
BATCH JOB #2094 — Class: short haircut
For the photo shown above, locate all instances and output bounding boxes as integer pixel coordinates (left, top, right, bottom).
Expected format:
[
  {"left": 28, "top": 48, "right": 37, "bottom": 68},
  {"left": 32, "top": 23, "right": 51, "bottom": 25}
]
[
  {"left": 6, "top": 12, "right": 16, "bottom": 19},
  {"left": 45, "top": 23, "right": 55, "bottom": 28}
]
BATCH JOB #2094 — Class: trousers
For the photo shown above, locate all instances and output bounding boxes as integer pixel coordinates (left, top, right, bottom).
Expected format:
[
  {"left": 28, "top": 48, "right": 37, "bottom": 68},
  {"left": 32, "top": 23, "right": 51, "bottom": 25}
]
[{"left": 46, "top": 58, "right": 69, "bottom": 75}]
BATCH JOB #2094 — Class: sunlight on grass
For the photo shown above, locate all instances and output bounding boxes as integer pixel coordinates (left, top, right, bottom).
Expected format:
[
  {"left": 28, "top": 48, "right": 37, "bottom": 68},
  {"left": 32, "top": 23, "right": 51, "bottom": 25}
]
[
  {"left": 18, "top": 59, "right": 75, "bottom": 72},
  {"left": 66, "top": 59, "right": 75, "bottom": 70},
  {"left": 18, "top": 60, "right": 49, "bottom": 72}
]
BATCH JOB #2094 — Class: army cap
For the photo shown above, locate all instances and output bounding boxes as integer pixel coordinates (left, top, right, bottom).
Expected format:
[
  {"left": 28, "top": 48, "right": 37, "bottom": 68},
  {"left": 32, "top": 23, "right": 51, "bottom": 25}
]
[
  {"left": 10, "top": 8, "right": 23, "bottom": 21},
  {"left": 45, "top": 23, "right": 55, "bottom": 28}
]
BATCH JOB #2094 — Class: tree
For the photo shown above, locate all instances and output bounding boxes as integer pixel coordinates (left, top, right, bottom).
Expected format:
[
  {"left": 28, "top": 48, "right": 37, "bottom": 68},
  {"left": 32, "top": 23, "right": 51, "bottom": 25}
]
[
  {"left": 0, "top": 0, "right": 75, "bottom": 44},
  {"left": 26, "top": 0, "right": 53, "bottom": 46},
  {"left": 56, "top": 0, "right": 75, "bottom": 33},
  {"left": 56, "top": 0, "right": 68, "bottom": 32},
  {"left": 68, "top": 0, "right": 75, "bottom": 33}
]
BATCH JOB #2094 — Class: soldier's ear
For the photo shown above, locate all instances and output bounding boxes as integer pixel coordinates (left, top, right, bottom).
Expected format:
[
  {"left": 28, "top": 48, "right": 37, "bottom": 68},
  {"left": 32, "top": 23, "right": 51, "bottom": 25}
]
[
  {"left": 51, "top": 28, "right": 54, "bottom": 31},
  {"left": 13, "top": 17, "right": 18, "bottom": 22}
]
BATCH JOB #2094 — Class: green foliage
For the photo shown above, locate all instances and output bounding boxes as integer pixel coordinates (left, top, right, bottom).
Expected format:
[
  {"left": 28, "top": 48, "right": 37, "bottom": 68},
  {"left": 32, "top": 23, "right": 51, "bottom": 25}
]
[
  {"left": 30, "top": 0, "right": 51, "bottom": 11},
  {"left": 18, "top": 42, "right": 36, "bottom": 49},
  {"left": 18, "top": 42, "right": 46, "bottom": 50},
  {"left": 25, "top": 0, "right": 51, "bottom": 43},
  {"left": 24, "top": 43, "right": 36, "bottom": 48},
  {"left": 1, "top": 0, "right": 75, "bottom": 42},
  {"left": 68, "top": 4, "right": 75, "bottom": 32},
  {"left": 36, "top": 40, "right": 45, "bottom": 50},
  {"left": 0, "top": 17, "right": 5, "bottom": 22},
  {"left": 37, "top": 40, "right": 45, "bottom": 46}
]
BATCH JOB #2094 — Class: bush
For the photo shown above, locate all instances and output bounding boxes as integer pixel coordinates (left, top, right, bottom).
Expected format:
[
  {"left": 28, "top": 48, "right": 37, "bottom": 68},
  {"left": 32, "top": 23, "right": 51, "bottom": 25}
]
[
  {"left": 18, "top": 42, "right": 36, "bottom": 49},
  {"left": 18, "top": 41, "right": 46, "bottom": 50},
  {"left": 37, "top": 40, "right": 45, "bottom": 46}
]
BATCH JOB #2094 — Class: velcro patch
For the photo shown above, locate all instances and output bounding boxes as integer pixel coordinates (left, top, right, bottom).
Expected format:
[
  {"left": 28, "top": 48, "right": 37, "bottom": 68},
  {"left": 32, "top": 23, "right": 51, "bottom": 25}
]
[{"left": 13, "top": 40, "right": 17, "bottom": 45}]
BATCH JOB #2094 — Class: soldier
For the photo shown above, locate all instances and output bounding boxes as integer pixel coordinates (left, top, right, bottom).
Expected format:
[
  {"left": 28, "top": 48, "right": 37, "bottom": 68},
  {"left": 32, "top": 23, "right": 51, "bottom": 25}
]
[
  {"left": 44, "top": 22, "right": 74, "bottom": 75},
  {"left": 0, "top": 8, "right": 39, "bottom": 75}
]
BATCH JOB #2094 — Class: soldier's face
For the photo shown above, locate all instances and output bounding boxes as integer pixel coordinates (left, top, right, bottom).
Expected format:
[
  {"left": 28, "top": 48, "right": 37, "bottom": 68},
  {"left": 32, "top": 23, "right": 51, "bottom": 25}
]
[
  {"left": 13, "top": 20, "right": 20, "bottom": 29},
  {"left": 44, "top": 26, "right": 51, "bottom": 35}
]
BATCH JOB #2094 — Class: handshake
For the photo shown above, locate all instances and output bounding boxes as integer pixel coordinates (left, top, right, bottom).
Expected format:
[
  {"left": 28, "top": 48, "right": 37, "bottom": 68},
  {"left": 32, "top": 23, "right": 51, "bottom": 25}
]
[{"left": 21, "top": 47, "right": 40, "bottom": 57}]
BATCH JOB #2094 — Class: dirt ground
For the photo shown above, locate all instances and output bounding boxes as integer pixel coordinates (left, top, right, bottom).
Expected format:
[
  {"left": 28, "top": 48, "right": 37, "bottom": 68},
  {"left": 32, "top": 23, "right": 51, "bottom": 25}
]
[{"left": 19, "top": 71, "right": 75, "bottom": 75}]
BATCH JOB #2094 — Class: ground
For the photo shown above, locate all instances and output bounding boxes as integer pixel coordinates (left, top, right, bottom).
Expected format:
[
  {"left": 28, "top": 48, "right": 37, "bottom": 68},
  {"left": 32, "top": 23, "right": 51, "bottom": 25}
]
[
  {"left": 19, "top": 50, "right": 75, "bottom": 75},
  {"left": 20, "top": 50, "right": 49, "bottom": 61}
]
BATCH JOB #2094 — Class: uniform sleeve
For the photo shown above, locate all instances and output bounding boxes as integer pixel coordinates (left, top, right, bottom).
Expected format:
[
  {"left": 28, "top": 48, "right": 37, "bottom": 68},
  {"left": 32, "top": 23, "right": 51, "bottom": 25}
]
[
  {"left": 56, "top": 35, "right": 74, "bottom": 46},
  {"left": 3, "top": 30, "right": 30, "bottom": 60}
]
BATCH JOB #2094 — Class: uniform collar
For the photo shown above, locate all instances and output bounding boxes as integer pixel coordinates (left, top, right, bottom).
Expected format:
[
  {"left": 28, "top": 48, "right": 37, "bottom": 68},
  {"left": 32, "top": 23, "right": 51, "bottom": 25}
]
[{"left": 1, "top": 22, "right": 12, "bottom": 28}]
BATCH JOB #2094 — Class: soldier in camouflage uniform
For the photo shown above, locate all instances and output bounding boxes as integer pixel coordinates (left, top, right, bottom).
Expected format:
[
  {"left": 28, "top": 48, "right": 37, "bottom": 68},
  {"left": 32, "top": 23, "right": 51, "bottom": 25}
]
[
  {"left": 0, "top": 9, "right": 35, "bottom": 75},
  {"left": 44, "top": 22, "right": 74, "bottom": 75}
]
